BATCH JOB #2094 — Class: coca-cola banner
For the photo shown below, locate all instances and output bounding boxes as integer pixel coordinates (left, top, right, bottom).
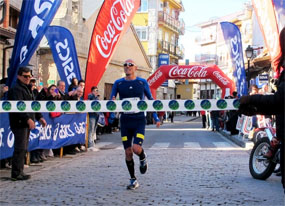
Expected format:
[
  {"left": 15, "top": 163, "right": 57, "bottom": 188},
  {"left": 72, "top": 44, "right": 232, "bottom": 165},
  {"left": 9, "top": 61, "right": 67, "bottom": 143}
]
[
  {"left": 84, "top": 0, "right": 141, "bottom": 99},
  {"left": 252, "top": 0, "right": 281, "bottom": 69},
  {"left": 147, "top": 65, "right": 235, "bottom": 98},
  {"left": 220, "top": 21, "right": 247, "bottom": 96}
]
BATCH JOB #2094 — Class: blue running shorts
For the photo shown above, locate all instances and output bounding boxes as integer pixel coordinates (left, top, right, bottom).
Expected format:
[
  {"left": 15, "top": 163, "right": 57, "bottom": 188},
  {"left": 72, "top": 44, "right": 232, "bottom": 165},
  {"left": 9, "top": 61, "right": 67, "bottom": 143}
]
[{"left": 120, "top": 114, "right": 146, "bottom": 150}]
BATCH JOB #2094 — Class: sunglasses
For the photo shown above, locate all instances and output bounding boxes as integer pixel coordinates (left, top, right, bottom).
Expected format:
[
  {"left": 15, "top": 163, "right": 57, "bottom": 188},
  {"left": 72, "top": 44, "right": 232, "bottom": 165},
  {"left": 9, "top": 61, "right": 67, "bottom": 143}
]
[
  {"left": 123, "top": 63, "right": 135, "bottom": 67},
  {"left": 22, "top": 75, "right": 32, "bottom": 79}
]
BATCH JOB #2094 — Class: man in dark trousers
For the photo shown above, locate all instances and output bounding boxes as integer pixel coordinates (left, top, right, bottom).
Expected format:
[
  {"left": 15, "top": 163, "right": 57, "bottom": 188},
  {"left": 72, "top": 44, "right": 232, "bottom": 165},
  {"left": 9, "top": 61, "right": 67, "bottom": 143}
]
[{"left": 8, "top": 66, "right": 47, "bottom": 181}]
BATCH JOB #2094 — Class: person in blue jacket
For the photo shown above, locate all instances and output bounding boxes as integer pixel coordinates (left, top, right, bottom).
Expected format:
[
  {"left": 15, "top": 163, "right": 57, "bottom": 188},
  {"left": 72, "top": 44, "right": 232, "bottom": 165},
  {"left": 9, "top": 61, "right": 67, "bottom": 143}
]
[{"left": 110, "top": 59, "right": 160, "bottom": 190}]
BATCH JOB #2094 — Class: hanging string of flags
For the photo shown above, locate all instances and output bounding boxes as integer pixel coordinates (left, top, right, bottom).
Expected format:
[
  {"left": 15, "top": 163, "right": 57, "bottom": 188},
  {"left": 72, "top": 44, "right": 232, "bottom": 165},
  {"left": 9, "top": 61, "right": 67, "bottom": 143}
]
[{"left": 0, "top": 99, "right": 240, "bottom": 113}]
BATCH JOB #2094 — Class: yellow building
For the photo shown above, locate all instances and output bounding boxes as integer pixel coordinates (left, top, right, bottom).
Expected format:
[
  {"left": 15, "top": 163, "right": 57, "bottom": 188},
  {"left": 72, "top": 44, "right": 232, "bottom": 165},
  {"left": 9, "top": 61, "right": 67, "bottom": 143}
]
[
  {"left": 132, "top": 0, "right": 185, "bottom": 72},
  {"left": 132, "top": 0, "right": 185, "bottom": 99}
]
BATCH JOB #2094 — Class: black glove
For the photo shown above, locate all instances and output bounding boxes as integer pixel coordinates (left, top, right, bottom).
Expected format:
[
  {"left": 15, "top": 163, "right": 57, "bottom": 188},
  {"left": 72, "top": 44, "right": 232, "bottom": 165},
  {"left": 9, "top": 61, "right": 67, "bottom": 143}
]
[{"left": 238, "top": 96, "right": 257, "bottom": 116}]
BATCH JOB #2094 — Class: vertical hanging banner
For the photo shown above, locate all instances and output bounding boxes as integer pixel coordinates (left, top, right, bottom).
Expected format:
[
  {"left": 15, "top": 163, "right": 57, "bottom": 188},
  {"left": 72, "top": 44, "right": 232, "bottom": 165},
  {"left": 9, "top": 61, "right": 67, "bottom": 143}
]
[
  {"left": 158, "top": 53, "right": 169, "bottom": 87},
  {"left": 45, "top": 26, "right": 82, "bottom": 92},
  {"left": 220, "top": 22, "right": 247, "bottom": 96},
  {"left": 252, "top": 0, "right": 280, "bottom": 70},
  {"left": 84, "top": 0, "right": 141, "bottom": 99},
  {"left": 273, "top": 0, "right": 285, "bottom": 30},
  {"left": 6, "top": 0, "right": 62, "bottom": 88}
]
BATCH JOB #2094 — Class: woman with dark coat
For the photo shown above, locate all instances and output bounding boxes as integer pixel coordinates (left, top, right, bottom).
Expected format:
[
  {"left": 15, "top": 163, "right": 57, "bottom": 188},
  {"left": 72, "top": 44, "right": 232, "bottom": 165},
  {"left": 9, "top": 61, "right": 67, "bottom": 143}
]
[
  {"left": 68, "top": 77, "right": 78, "bottom": 92},
  {"left": 239, "top": 27, "right": 285, "bottom": 193}
]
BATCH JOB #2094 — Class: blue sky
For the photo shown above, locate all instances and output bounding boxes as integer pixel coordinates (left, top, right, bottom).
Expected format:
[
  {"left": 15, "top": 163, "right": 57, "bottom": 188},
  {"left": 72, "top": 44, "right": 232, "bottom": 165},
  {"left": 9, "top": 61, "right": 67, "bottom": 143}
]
[{"left": 180, "top": 0, "right": 250, "bottom": 61}]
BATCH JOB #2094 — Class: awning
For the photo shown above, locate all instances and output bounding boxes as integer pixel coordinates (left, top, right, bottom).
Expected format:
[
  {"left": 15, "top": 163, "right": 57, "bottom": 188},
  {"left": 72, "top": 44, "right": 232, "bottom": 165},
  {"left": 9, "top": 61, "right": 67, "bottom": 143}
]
[{"left": 248, "top": 50, "right": 272, "bottom": 79}]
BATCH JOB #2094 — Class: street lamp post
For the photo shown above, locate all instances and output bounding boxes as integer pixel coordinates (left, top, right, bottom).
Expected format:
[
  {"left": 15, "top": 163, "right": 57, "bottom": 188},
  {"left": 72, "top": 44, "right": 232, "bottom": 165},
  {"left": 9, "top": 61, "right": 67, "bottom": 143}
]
[{"left": 245, "top": 45, "right": 254, "bottom": 93}]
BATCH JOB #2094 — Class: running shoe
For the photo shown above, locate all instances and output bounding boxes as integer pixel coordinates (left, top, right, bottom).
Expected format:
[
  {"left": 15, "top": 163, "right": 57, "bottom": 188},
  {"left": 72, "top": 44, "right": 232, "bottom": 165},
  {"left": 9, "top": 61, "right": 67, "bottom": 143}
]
[
  {"left": 139, "top": 156, "right": 148, "bottom": 174},
  {"left": 127, "top": 178, "right": 139, "bottom": 190}
]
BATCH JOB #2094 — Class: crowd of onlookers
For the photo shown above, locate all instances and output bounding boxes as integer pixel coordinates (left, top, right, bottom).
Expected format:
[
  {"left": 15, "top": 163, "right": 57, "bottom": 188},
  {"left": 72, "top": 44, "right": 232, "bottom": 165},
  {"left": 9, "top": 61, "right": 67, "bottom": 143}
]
[
  {"left": 198, "top": 84, "right": 276, "bottom": 136},
  {"left": 0, "top": 76, "right": 121, "bottom": 169},
  {"left": 0, "top": 76, "right": 274, "bottom": 168}
]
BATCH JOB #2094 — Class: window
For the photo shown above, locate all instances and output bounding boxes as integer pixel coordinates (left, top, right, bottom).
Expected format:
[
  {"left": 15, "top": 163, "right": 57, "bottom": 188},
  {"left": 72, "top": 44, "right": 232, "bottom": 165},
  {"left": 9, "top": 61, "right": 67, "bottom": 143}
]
[
  {"left": 137, "top": 0, "right": 148, "bottom": 12},
  {"left": 135, "top": 27, "right": 148, "bottom": 41},
  {"left": 158, "top": 29, "right": 163, "bottom": 40}
]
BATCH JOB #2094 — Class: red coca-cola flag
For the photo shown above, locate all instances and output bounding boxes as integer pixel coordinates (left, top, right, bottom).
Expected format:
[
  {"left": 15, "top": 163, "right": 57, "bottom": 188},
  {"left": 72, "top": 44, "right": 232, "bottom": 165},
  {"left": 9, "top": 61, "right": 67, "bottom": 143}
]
[
  {"left": 252, "top": 0, "right": 280, "bottom": 71},
  {"left": 84, "top": 0, "right": 141, "bottom": 99}
]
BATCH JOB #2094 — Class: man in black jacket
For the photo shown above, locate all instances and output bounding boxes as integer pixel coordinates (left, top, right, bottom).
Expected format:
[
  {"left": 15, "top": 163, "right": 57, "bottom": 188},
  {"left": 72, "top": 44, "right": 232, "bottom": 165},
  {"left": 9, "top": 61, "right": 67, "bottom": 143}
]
[
  {"left": 240, "top": 26, "right": 285, "bottom": 193},
  {"left": 8, "top": 66, "right": 47, "bottom": 181}
]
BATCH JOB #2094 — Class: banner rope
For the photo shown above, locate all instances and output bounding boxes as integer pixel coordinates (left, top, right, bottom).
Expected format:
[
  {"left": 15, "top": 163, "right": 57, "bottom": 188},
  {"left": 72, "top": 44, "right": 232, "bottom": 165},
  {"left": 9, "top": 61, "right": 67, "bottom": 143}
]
[{"left": 0, "top": 99, "right": 240, "bottom": 113}]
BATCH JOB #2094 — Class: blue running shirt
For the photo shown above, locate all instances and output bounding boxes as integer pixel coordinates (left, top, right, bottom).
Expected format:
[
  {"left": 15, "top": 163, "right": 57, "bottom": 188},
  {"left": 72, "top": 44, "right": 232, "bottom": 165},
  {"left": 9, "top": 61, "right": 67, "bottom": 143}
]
[{"left": 110, "top": 77, "right": 159, "bottom": 122}]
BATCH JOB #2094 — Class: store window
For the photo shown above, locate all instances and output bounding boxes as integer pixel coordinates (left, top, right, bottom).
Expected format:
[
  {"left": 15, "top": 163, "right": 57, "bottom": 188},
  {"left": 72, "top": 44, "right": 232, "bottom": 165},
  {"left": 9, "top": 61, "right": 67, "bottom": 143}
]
[{"left": 137, "top": 0, "right": 148, "bottom": 12}]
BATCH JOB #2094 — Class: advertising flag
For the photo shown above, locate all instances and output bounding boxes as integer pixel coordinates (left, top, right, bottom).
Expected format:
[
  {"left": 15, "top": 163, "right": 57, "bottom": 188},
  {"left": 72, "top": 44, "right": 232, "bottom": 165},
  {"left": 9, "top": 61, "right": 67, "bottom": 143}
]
[
  {"left": 273, "top": 0, "right": 285, "bottom": 30},
  {"left": 84, "top": 0, "right": 141, "bottom": 99},
  {"left": 252, "top": 0, "right": 280, "bottom": 70},
  {"left": 220, "top": 21, "right": 247, "bottom": 96},
  {"left": 158, "top": 53, "right": 169, "bottom": 87},
  {"left": 6, "top": 0, "right": 62, "bottom": 87},
  {"left": 45, "top": 26, "right": 82, "bottom": 91}
]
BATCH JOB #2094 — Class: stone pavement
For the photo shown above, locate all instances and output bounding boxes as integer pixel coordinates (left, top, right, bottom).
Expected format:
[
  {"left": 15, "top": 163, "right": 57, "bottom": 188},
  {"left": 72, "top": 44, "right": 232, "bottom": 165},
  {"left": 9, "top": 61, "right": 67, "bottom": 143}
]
[
  {"left": 0, "top": 115, "right": 284, "bottom": 205},
  {"left": 0, "top": 147, "right": 284, "bottom": 206}
]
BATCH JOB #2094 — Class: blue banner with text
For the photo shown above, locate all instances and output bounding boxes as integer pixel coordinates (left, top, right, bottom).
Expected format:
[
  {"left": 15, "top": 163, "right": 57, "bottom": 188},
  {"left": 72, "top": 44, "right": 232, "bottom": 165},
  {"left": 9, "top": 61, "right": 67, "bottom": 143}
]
[
  {"left": 45, "top": 26, "right": 82, "bottom": 91},
  {"left": 0, "top": 113, "right": 86, "bottom": 160},
  {"left": 221, "top": 21, "right": 248, "bottom": 96},
  {"left": 6, "top": 0, "right": 62, "bottom": 87}
]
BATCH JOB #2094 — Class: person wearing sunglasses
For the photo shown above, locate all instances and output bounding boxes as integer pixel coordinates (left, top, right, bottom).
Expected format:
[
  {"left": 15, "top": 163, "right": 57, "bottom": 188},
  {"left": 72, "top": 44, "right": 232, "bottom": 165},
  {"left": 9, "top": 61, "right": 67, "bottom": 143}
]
[
  {"left": 110, "top": 59, "right": 160, "bottom": 190},
  {"left": 8, "top": 66, "right": 47, "bottom": 181}
]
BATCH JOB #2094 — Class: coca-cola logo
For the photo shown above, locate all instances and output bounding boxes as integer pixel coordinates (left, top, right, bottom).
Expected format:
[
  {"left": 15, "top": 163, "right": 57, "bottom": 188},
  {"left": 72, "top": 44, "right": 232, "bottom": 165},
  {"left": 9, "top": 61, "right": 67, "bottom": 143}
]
[
  {"left": 213, "top": 71, "right": 230, "bottom": 85},
  {"left": 148, "top": 70, "right": 163, "bottom": 86},
  {"left": 169, "top": 66, "right": 208, "bottom": 78},
  {"left": 96, "top": 0, "right": 135, "bottom": 58}
]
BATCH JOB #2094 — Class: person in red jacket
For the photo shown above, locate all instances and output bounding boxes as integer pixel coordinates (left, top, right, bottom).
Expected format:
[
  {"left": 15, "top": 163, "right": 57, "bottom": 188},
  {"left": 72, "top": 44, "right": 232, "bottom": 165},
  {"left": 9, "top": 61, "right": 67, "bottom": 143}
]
[{"left": 200, "top": 110, "right": 206, "bottom": 128}]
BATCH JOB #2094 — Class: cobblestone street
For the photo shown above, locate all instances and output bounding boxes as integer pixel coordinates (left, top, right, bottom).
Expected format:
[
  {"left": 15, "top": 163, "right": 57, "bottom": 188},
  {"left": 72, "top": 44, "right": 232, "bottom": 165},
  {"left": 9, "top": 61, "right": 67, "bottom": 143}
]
[{"left": 0, "top": 118, "right": 284, "bottom": 205}]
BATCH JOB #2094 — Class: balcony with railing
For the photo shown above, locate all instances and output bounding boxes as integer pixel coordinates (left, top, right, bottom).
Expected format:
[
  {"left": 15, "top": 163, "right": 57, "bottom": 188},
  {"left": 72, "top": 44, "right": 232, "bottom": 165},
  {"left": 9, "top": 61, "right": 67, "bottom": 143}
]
[
  {"left": 158, "top": 11, "right": 185, "bottom": 35},
  {"left": 157, "top": 40, "right": 184, "bottom": 59},
  {"left": 195, "top": 54, "right": 218, "bottom": 64}
]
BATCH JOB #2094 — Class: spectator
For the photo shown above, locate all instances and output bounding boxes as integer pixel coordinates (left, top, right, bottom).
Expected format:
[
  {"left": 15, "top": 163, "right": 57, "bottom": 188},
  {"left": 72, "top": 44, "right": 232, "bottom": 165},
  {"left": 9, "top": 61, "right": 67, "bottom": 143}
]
[
  {"left": 69, "top": 86, "right": 84, "bottom": 100},
  {"left": 78, "top": 80, "right": 85, "bottom": 89},
  {"left": 225, "top": 92, "right": 239, "bottom": 135},
  {"left": 249, "top": 85, "right": 259, "bottom": 95},
  {"left": 30, "top": 84, "right": 61, "bottom": 163},
  {"left": 8, "top": 66, "right": 47, "bottom": 180},
  {"left": 206, "top": 111, "right": 211, "bottom": 129},
  {"left": 87, "top": 86, "right": 99, "bottom": 151},
  {"left": 239, "top": 26, "right": 285, "bottom": 193},
  {"left": 158, "top": 111, "right": 165, "bottom": 125},
  {"left": 68, "top": 77, "right": 78, "bottom": 92},
  {"left": 210, "top": 110, "right": 219, "bottom": 132},
  {"left": 0, "top": 78, "right": 8, "bottom": 100},
  {"left": 57, "top": 80, "right": 69, "bottom": 100},
  {"left": 200, "top": 110, "right": 206, "bottom": 128},
  {"left": 218, "top": 110, "right": 227, "bottom": 131},
  {"left": 29, "top": 78, "right": 38, "bottom": 97},
  {"left": 68, "top": 86, "right": 85, "bottom": 152}
]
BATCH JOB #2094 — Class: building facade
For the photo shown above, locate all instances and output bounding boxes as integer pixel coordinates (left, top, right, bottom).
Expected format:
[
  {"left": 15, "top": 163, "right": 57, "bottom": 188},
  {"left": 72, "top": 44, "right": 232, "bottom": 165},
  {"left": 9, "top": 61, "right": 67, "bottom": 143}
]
[
  {"left": 132, "top": 0, "right": 185, "bottom": 100},
  {"left": 0, "top": 0, "right": 152, "bottom": 100},
  {"left": 195, "top": 2, "right": 255, "bottom": 99}
]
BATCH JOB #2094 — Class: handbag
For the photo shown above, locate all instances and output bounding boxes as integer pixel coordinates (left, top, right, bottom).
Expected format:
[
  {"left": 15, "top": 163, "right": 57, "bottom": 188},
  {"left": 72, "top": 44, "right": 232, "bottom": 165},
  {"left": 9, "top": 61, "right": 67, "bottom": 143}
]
[{"left": 97, "top": 113, "right": 106, "bottom": 127}]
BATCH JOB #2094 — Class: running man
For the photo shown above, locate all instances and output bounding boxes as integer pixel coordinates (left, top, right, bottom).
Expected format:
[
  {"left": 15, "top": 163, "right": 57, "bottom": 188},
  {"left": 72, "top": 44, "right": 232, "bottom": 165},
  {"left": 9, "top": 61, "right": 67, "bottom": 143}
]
[{"left": 110, "top": 59, "right": 160, "bottom": 190}]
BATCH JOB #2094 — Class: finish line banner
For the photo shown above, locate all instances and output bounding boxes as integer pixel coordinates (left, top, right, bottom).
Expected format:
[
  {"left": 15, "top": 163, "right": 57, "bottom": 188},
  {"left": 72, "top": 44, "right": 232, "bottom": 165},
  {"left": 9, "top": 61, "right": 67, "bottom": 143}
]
[{"left": 0, "top": 99, "right": 240, "bottom": 113}]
